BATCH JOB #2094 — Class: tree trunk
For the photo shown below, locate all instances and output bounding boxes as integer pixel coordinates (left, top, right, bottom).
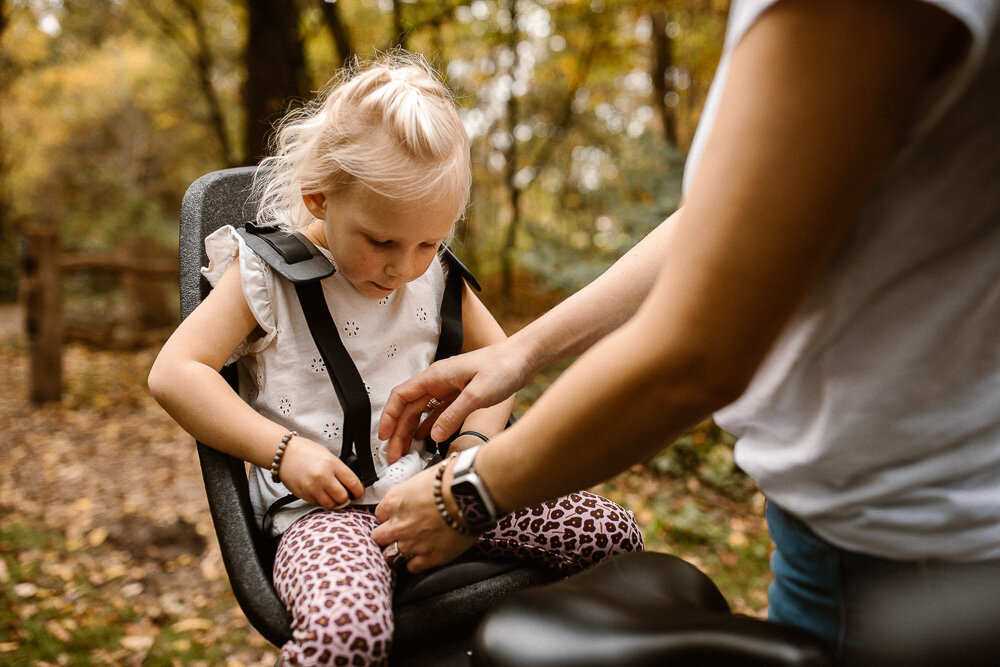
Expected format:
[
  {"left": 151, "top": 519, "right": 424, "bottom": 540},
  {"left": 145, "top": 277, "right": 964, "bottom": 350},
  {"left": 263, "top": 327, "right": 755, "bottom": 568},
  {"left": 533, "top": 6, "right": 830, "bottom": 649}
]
[
  {"left": 179, "top": 0, "right": 238, "bottom": 166},
  {"left": 244, "top": 0, "right": 308, "bottom": 164},
  {"left": 0, "top": 0, "right": 12, "bottom": 241},
  {"left": 392, "top": 0, "right": 407, "bottom": 49},
  {"left": 317, "top": 0, "right": 355, "bottom": 66},
  {"left": 499, "top": 0, "right": 520, "bottom": 299},
  {"left": 21, "top": 228, "right": 63, "bottom": 403},
  {"left": 651, "top": 11, "right": 678, "bottom": 148}
]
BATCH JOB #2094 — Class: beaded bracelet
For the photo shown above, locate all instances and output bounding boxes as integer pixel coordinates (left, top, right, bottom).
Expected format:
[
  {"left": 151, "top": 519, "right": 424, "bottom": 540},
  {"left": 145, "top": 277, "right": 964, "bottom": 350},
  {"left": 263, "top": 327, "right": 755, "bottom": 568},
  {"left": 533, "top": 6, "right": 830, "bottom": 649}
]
[
  {"left": 270, "top": 431, "right": 297, "bottom": 483},
  {"left": 456, "top": 430, "right": 490, "bottom": 444},
  {"left": 433, "top": 453, "right": 477, "bottom": 536}
]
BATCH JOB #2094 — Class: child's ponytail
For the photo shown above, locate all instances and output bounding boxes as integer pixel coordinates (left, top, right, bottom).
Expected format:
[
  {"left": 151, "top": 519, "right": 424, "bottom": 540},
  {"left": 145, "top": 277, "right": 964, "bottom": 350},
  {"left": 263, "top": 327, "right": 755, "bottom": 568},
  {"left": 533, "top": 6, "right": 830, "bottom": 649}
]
[{"left": 254, "top": 51, "right": 470, "bottom": 232}]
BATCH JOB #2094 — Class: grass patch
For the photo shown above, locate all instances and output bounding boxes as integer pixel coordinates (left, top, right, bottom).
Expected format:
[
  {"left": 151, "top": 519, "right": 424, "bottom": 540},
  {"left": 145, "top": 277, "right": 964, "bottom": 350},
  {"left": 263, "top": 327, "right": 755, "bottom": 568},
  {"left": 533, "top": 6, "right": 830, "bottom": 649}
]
[
  {"left": 0, "top": 522, "right": 136, "bottom": 664},
  {"left": 0, "top": 518, "right": 275, "bottom": 665}
]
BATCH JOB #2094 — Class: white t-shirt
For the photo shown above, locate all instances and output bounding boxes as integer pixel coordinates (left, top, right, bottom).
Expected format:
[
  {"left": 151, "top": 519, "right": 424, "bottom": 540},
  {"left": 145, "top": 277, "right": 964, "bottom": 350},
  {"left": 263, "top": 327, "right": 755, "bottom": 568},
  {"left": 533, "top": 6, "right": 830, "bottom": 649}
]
[
  {"left": 686, "top": 0, "right": 1000, "bottom": 560},
  {"left": 202, "top": 226, "right": 444, "bottom": 535}
]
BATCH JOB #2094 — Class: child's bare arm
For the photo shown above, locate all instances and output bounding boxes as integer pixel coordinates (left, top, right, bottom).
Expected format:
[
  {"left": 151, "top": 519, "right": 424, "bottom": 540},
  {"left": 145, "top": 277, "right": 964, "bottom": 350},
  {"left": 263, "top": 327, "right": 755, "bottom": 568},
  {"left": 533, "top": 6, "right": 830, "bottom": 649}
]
[{"left": 148, "top": 261, "right": 363, "bottom": 507}]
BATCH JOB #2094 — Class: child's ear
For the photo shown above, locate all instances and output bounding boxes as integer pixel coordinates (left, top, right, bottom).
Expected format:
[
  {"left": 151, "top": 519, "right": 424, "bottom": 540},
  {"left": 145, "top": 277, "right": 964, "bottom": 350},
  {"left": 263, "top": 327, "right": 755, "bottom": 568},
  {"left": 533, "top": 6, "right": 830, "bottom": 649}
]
[{"left": 302, "top": 191, "right": 327, "bottom": 219}]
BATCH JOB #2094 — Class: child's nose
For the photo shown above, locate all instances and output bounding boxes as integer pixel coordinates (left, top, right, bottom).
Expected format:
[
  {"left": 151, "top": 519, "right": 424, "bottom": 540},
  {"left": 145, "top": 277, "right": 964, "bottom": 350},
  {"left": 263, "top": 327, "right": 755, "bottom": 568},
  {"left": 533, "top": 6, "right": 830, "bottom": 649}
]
[{"left": 386, "top": 252, "right": 414, "bottom": 279}]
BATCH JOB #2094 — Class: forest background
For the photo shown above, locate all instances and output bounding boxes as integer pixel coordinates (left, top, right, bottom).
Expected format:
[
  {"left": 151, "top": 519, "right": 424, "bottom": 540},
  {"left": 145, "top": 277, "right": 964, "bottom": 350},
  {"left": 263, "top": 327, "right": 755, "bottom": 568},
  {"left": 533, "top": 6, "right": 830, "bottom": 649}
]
[{"left": 0, "top": 1, "right": 775, "bottom": 664}]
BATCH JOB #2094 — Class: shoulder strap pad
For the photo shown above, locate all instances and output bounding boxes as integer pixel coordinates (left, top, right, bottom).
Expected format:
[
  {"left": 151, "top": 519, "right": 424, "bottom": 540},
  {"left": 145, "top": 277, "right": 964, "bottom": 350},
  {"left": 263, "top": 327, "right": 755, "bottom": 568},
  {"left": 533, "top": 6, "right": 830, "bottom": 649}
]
[
  {"left": 441, "top": 245, "right": 481, "bottom": 292},
  {"left": 237, "top": 222, "right": 335, "bottom": 284}
]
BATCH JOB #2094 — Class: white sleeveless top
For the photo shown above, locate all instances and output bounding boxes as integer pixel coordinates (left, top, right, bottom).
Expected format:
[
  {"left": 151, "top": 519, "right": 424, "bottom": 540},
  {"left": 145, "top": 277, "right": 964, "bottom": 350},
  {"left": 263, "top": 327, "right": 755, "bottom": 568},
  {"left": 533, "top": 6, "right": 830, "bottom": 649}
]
[{"left": 202, "top": 226, "right": 445, "bottom": 535}]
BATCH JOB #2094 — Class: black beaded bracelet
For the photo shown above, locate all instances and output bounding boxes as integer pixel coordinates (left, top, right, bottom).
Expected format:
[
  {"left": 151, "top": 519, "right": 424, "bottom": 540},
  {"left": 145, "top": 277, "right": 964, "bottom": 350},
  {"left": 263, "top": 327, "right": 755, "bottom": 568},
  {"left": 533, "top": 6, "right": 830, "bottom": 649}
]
[
  {"left": 270, "top": 431, "right": 297, "bottom": 483},
  {"left": 433, "top": 453, "right": 477, "bottom": 536},
  {"left": 456, "top": 430, "right": 490, "bottom": 444}
]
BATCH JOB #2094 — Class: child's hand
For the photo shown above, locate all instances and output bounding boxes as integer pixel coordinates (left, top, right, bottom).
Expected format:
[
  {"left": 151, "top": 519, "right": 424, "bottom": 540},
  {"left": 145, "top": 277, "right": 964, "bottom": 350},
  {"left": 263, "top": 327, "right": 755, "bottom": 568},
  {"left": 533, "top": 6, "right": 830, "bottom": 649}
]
[{"left": 278, "top": 437, "right": 364, "bottom": 509}]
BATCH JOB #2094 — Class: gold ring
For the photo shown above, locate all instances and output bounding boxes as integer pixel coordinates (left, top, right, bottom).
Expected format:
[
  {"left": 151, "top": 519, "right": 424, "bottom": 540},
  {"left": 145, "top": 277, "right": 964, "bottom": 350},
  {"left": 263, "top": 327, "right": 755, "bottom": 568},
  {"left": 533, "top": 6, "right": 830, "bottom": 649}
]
[{"left": 424, "top": 397, "right": 442, "bottom": 412}]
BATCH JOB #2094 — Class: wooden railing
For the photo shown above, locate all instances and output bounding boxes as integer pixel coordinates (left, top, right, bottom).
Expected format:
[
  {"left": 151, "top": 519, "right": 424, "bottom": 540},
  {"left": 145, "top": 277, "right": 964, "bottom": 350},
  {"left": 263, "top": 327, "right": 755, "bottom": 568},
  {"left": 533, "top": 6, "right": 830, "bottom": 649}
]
[{"left": 20, "top": 227, "right": 178, "bottom": 402}]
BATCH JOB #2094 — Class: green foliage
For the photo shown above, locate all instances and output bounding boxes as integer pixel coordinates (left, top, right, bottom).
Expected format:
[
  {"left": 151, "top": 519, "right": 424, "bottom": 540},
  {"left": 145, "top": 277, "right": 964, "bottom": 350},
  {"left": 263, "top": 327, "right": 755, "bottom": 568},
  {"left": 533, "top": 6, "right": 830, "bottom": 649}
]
[
  {"left": 640, "top": 491, "right": 773, "bottom": 613},
  {"left": 593, "top": 460, "right": 772, "bottom": 616},
  {"left": 648, "top": 420, "right": 757, "bottom": 496},
  {"left": 1, "top": 1, "right": 242, "bottom": 255},
  {"left": 6, "top": 30, "right": 225, "bottom": 251},
  {"left": 519, "top": 131, "right": 684, "bottom": 293}
]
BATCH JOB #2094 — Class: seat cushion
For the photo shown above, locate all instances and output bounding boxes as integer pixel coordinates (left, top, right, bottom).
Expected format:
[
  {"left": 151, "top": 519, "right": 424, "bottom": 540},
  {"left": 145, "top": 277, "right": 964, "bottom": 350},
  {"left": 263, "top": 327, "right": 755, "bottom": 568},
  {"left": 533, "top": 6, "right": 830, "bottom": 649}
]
[{"left": 473, "top": 551, "right": 831, "bottom": 667}]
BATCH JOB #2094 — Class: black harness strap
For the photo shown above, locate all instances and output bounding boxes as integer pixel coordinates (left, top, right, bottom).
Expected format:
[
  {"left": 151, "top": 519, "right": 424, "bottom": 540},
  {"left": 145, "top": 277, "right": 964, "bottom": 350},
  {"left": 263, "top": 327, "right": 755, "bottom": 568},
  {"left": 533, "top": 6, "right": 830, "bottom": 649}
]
[
  {"left": 293, "top": 280, "right": 378, "bottom": 486},
  {"left": 434, "top": 247, "right": 470, "bottom": 363},
  {"left": 427, "top": 246, "right": 481, "bottom": 456},
  {"left": 254, "top": 226, "right": 312, "bottom": 263}
]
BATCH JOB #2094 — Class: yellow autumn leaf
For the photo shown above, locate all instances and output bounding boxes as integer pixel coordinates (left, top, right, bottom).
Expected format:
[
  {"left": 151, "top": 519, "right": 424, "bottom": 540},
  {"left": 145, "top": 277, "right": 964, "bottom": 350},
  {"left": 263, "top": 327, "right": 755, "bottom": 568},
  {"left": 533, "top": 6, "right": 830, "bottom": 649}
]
[
  {"left": 171, "top": 617, "right": 214, "bottom": 633},
  {"left": 86, "top": 526, "right": 108, "bottom": 547},
  {"left": 72, "top": 497, "right": 94, "bottom": 512},
  {"left": 43, "top": 619, "right": 71, "bottom": 643},
  {"left": 121, "top": 635, "right": 155, "bottom": 651},
  {"left": 727, "top": 531, "right": 749, "bottom": 549}
]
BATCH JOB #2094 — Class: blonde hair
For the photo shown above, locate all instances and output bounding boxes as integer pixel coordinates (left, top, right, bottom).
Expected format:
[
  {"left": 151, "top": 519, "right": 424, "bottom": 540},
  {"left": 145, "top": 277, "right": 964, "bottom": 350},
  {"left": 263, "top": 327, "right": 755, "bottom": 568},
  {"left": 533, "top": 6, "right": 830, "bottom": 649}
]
[{"left": 254, "top": 51, "right": 470, "bottom": 231}]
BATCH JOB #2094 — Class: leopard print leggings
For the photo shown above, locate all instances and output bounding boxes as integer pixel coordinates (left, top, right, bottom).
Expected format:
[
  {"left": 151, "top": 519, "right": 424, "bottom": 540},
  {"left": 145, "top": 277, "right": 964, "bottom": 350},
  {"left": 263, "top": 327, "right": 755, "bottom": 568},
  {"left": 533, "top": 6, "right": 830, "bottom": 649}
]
[{"left": 272, "top": 491, "right": 643, "bottom": 666}]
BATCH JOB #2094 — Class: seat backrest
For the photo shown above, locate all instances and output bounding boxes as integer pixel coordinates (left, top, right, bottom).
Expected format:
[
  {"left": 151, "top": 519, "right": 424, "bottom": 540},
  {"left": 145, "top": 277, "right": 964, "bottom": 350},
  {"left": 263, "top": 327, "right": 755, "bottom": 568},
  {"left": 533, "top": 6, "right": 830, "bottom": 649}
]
[
  {"left": 179, "top": 166, "right": 293, "bottom": 646},
  {"left": 180, "top": 167, "right": 259, "bottom": 319}
]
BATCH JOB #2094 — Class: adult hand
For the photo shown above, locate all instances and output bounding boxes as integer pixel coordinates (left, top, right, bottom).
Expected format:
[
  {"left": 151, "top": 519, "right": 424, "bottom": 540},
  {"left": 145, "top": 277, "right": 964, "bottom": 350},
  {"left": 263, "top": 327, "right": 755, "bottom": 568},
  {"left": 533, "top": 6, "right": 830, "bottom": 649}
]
[
  {"left": 279, "top": 436, "right": 364, "bottom": 509},
  {"left": 372, "top": 464, "right": 478, "bottom": 573},
  {"left": 379, "top": 340, "right": 532, "bottom": 463}
]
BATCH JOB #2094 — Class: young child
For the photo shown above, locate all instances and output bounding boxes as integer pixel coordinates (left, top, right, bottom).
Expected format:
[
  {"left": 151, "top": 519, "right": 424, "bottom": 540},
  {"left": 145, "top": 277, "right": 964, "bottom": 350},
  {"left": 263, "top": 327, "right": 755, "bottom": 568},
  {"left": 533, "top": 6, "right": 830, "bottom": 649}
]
[{"left": 149, "top": 52, "right": 642, "bottom": 666}]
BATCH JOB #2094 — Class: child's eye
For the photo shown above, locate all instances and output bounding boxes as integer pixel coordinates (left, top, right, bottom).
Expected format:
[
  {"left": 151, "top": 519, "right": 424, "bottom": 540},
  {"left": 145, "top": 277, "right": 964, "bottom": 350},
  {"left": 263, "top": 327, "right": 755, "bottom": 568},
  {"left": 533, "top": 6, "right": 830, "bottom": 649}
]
[{"left": 368, "top": 237, "right": 392, "bottom": 248}]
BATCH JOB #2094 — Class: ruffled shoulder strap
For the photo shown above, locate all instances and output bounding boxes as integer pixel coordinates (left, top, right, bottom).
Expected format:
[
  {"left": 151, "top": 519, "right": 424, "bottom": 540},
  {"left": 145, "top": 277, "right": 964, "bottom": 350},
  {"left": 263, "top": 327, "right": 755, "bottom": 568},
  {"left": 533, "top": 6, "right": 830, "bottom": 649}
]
[{"left": 201, "top": 225, "right": 277, "bottom": 358}]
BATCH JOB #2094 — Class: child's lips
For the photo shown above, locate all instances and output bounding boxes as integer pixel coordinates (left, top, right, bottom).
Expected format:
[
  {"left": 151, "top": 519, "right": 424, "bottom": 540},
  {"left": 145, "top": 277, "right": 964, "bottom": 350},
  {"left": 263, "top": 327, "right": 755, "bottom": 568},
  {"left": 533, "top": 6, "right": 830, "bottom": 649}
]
[{"left": 373, "top": 282, "right": 396, "bottom": 293}]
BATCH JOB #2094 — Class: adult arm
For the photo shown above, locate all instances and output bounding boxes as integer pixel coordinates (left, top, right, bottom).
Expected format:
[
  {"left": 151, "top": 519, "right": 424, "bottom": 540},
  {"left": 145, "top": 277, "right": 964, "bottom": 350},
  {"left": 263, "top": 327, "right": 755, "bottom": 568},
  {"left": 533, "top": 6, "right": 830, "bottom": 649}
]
[
  {"left": 380, "top": 212, "right": 679, "bottom": 455},
  {"left": 373, "top": 0, "right": 966, "bottom": 572},
  {"left": 148, "top": 261, "right": 363, "bottom": 507}
]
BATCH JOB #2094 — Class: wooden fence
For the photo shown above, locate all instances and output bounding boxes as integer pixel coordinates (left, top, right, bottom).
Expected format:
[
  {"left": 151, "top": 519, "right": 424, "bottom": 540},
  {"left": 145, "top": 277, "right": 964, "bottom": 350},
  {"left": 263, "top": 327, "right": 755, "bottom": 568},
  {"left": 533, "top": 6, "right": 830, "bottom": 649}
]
[{"left": 20, "top": 227, "right": 178, "bottom": 402}]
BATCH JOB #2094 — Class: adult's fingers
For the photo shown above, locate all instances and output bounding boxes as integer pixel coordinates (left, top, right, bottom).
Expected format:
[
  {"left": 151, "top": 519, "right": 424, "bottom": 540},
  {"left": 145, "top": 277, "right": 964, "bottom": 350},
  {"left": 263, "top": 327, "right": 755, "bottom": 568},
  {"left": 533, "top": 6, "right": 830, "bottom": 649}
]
[
  {"left": 326, "top": 482, "right": 352, "bottom": 507},
  {"left": 424, "top": 390, "right": 482, "bottom": 443},
  {"left": 383, "top": 393, "right": 448, "bottom": 463},
  {"left": 387, "top": 391, "right": 469, "bottom": 455},
  {"left": 404, "top": 555, "right": 435, "bottom": 574},
  {"left": 380, "top": 366, "right": 461, "bottom": 438},
  {"left": 371, "top": 492, "right": 402, "bottom": 545}
]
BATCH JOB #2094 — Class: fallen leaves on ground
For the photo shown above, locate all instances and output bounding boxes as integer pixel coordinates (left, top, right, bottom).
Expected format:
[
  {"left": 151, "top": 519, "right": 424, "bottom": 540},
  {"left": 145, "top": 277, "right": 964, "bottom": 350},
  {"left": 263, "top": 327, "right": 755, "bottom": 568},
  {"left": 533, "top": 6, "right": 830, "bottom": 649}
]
[{"left": 0, "top": 321, "right": 278, "bottom": 666}]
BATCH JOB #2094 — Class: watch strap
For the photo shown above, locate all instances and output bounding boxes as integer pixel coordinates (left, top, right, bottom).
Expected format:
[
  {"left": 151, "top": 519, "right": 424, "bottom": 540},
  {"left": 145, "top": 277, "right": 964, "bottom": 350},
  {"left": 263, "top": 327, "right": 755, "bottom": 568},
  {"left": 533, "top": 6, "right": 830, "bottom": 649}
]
[{"left": 450, "top": 445, "right": 499, "bottom": 532}]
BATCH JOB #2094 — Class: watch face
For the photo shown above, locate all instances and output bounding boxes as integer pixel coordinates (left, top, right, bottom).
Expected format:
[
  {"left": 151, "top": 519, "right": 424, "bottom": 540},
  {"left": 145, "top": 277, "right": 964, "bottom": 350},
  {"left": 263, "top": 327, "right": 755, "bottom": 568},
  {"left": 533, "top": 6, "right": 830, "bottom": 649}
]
[{"left": 452, "top": 480, "right": 493, "bottom": 529}]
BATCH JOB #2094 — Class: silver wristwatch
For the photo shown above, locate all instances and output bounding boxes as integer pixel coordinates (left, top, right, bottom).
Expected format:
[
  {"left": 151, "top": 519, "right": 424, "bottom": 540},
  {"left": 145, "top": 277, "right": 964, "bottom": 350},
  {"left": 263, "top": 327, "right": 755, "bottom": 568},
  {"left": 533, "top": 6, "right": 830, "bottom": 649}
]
[{"left": 449, "top": 444, "right": 500, "bottom": 532}]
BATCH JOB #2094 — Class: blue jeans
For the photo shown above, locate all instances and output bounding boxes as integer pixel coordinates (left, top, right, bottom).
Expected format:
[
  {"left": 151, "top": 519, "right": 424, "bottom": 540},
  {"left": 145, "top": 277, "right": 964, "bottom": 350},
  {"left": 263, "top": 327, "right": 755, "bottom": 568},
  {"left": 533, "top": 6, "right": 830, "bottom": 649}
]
[{"left": 766, "top": 502, "right": 1000, "bottom": 665}]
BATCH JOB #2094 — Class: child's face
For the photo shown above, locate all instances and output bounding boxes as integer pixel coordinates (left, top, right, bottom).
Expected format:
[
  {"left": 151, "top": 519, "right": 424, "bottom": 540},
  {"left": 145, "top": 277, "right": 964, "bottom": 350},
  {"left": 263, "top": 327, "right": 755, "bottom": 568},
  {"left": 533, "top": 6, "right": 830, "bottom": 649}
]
[{"left": 302, "top": 183, "right": 458, "bottom": 300}]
